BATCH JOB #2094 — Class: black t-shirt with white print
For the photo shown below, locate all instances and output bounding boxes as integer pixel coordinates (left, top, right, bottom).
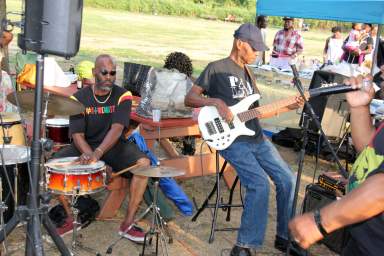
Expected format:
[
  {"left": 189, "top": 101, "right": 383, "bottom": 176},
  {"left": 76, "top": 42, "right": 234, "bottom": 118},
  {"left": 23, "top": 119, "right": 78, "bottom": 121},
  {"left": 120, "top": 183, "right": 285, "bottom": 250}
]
[
  {"left": 195, "top": 57, "right": 263, "bottom": 144},
  {"left": 70, "top": 85, "right": 132, "bottom": 146}
]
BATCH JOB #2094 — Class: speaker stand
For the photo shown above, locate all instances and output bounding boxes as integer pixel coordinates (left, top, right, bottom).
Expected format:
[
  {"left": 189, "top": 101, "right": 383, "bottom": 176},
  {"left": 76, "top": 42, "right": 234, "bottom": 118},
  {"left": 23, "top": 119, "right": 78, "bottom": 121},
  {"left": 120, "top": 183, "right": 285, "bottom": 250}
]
[{"left": 0, "top": 55, "right": 71, "bottom": 256}]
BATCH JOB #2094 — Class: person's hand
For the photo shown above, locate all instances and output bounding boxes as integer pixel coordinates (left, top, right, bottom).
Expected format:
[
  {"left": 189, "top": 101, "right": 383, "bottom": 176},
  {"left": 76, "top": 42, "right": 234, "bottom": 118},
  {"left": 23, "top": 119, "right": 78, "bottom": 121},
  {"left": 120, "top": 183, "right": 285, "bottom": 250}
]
[
  {"left": 295, "top": 95, "right": 305, "bottom": 107},
  {"left": 214, "top": 99, "right": 233, "bottom": 123},
  {"left": 352, "top": 48, "right": 360, "bottom": 56},
  {"left": 288, "top": 95, "right": 305, "bottom": 110},
  {"left": 289, "top": 212, "right": 324, "bottom": 249},
  {"left": 79, "top": 151, "right": 100, "bottom": 165},
  {"left": 345, "top": 75, "right": 375, "bottom": 108}
]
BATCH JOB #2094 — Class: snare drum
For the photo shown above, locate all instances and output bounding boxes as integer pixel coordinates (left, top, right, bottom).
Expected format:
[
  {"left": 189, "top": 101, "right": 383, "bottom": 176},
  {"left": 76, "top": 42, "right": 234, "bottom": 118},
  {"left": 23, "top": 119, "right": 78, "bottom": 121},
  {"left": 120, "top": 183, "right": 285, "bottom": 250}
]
[
  {"left": 46, "top": 157, "right": 106, "bottom": 195},
  {"left": 0, "top": 113, "right": 26, "bottom": 145},
  {"left": 0, "top": 145, "right": 30, "bottom": 223},
  {"left": 45, "top": 118, "right": 70, "bottom": 144}
]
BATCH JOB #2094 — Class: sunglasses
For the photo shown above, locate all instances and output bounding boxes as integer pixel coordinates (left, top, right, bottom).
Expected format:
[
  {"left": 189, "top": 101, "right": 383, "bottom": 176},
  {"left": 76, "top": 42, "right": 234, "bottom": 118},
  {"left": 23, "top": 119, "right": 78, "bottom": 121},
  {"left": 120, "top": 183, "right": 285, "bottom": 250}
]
[{"left": 100, "top": 69, "right": 116, "bottom": 76}]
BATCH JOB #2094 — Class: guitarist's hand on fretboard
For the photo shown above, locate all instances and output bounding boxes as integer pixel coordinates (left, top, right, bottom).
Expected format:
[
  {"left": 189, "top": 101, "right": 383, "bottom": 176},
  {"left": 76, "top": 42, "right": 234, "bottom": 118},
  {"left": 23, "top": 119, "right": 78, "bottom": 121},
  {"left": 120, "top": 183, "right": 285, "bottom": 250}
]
[
  {"left": 288, "top": 95, "right": 305, "bottom": 110},
  {"left": 213, "top": 98, "right": 234, "bottom": 123}
]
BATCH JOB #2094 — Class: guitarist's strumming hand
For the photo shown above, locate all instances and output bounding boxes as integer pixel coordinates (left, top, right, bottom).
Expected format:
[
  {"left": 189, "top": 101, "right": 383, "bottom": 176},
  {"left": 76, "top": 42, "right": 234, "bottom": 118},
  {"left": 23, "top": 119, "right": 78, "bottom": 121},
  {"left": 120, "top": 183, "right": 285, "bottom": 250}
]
[{"left": 214, "top": 98, "right": 234, "bottom": 123}]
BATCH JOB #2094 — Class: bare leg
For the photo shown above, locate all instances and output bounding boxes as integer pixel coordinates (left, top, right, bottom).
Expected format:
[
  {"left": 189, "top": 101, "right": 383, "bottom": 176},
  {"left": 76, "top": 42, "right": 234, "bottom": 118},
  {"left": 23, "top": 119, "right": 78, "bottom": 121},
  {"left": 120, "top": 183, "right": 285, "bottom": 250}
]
[
  {"left": 122, "top": 157, "right": 150, "bottom": 226},
  {"left": 57, "top": 195, "right": 73, "bottom": 218}
]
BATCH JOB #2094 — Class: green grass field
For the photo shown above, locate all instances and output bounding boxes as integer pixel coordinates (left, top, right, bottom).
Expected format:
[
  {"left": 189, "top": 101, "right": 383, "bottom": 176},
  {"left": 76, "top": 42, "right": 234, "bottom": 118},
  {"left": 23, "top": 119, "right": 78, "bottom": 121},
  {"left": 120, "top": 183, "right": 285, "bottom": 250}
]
[{"left": 6, "top": 0, "right": 343, "bottom": 79}]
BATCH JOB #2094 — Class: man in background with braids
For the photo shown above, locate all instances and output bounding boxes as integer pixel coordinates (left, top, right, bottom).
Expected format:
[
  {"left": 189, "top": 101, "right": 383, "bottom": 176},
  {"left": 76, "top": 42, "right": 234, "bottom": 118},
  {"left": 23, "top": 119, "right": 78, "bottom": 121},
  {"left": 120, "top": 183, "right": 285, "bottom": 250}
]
[{"left": 163, "top": 51, "right": 196, "bottom": 155}]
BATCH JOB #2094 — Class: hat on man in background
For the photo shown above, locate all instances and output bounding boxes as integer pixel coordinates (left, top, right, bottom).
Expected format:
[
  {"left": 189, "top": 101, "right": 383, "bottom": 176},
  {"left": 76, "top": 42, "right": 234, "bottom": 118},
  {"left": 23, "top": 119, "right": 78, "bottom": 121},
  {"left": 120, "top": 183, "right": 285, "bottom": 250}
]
[
  {"left": 234, "top": 23, "right": 269, "bottom": 51},
  {"left": 283, "top": 17, "right": 294, "bottom": 21}
]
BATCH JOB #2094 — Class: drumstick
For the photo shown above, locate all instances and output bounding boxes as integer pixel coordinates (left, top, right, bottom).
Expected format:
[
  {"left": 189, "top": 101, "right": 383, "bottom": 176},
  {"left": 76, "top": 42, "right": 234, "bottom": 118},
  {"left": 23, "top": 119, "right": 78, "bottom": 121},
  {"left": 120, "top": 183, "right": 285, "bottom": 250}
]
[
  {"left": 111, "top": 164, "right": 140, "bottom": 178},
  {"left": 44, "top": 159, "right": 81, "bottom": 168}
]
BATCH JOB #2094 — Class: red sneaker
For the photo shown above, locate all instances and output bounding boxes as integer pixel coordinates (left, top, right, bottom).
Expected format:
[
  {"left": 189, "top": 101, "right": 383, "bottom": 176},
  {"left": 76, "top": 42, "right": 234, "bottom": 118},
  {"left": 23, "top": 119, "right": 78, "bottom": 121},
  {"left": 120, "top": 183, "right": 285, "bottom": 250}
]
[{"left": 118, "top": 223, "right": 146, "bottom": 243}]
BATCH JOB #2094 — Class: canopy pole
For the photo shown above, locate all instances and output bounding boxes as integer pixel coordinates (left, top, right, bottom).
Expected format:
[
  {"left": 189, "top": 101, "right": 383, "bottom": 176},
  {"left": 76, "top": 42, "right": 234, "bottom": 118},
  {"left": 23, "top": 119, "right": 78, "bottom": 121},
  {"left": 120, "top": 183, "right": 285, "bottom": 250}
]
[{"left": 371, "top": 24, "right": 383, "bottom": 75}]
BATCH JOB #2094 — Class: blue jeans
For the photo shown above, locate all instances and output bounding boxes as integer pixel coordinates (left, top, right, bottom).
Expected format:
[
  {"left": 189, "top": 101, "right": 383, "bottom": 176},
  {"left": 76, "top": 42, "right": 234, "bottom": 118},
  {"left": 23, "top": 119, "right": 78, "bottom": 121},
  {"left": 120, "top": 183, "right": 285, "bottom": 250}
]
[{"left": 220, "top": 138, "right": 295, "bottom": 249}]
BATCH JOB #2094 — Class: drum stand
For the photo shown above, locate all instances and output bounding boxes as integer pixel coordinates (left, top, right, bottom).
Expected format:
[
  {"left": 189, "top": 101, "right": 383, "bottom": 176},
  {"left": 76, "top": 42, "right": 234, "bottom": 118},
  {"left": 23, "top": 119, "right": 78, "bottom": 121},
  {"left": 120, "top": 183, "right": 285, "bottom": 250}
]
[
  {"left": 70, "top": 187, "right": 100, "bottom": 256},
  {"left": 139, "top": 177, "right": 170, "bottom": 256}
]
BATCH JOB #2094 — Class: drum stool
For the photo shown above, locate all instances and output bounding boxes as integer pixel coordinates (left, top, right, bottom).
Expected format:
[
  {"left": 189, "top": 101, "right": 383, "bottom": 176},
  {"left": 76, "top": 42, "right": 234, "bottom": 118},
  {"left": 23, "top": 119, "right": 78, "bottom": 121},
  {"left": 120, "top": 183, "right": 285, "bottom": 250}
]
[
  {"left": 97, "top": 166, "right": 129, "bottom": 220},
  {"left": 191, "top": 151, "right": 244, "bottom": 243}
]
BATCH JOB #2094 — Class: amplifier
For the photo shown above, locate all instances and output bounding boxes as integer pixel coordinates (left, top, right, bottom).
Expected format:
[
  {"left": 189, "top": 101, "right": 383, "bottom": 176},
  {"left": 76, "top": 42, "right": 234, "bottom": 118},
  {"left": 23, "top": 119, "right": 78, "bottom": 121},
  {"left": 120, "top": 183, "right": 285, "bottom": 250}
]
[
  {"left": 318, "top": 172, "right": 346, "bottom": 195},
  {"left": 302, "top": 184, "right": 349, "bottom": 254}
]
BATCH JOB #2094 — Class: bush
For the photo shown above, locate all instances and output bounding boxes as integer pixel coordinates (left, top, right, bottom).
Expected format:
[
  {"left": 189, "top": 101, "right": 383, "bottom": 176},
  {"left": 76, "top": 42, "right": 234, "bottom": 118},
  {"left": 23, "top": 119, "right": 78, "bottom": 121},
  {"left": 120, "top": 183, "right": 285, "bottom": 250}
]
[
  {"left": 86, "top": 0, "right": 256, "bottom": 23},
  {"left": 85, "top": 0, "right": 352, "bottom": 30}
]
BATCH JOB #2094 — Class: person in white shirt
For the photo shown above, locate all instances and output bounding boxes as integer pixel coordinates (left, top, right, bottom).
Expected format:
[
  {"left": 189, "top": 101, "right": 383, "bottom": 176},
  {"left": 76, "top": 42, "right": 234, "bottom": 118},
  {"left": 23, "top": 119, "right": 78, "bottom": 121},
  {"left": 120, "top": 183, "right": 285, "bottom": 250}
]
[
  {"left": 253, "top": 15, "right": 268, "bottom": 66},
  {"left": 323, "top": 26, "right": 344, "bottom": 65}
]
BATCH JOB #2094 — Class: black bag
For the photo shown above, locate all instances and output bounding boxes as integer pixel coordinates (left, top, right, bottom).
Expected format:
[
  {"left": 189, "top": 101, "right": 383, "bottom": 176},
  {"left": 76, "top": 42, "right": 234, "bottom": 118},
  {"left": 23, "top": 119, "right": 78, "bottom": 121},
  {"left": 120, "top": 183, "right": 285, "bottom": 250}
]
[
  {"left": 48, "top": 196, "right": 100, "bottom": 228},
  {"left": 48, "top": 204, "right": 67, "bottom": 228},
  {"left": 272, "top": 128, "right": 302, "bottom": 148},
  {"left": 73, "top": 196, "right": 100, "bottom": 227}
]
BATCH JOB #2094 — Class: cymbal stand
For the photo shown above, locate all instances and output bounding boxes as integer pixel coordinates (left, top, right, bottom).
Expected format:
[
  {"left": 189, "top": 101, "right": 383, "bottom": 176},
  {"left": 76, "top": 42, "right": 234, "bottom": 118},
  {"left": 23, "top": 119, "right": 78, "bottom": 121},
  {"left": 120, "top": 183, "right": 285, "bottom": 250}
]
[
  {"left": 105, "top": 174, "right": 171, "bottom": 255},
  {"left": 140, "top": 177, "right": 170, "bottom": 256}
]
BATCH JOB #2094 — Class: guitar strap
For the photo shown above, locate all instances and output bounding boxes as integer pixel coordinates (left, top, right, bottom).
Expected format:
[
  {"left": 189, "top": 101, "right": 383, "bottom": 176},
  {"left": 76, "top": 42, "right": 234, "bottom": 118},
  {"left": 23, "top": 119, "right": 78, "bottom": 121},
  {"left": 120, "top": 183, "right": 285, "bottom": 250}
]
[{"left": 244, "top": 65, "right": 261, "bottom": 96}]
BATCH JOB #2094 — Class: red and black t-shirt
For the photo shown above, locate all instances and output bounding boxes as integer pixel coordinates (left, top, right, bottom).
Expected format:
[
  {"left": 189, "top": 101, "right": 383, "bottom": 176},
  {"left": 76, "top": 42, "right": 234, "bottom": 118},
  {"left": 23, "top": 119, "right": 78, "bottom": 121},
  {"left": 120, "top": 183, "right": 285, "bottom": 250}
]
[{"left": 69, "top": 85, "right": 132, "bottom": 146}]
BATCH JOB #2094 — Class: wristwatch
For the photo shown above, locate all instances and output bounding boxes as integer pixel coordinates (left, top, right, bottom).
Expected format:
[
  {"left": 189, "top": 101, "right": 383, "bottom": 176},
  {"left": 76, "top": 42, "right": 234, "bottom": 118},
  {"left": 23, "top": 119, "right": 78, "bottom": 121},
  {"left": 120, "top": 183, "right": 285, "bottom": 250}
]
[{"left": 314, "top": 209, "right": 328, "bottom": 237}]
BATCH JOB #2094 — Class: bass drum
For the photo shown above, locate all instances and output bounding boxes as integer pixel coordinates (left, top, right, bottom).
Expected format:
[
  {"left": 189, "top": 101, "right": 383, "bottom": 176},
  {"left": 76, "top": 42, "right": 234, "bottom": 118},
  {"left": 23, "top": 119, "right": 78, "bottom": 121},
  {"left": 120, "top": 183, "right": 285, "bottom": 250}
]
[{"left": 0, "top": 145, "right": 30, "bottom": 223}]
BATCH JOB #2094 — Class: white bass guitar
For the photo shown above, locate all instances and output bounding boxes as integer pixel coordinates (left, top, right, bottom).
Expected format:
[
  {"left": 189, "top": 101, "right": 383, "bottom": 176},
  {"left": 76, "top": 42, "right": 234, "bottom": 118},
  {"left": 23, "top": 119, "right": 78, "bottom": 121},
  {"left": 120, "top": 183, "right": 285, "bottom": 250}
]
[{"left": 198, "top": 83, "right": 356, "bottom": 150}]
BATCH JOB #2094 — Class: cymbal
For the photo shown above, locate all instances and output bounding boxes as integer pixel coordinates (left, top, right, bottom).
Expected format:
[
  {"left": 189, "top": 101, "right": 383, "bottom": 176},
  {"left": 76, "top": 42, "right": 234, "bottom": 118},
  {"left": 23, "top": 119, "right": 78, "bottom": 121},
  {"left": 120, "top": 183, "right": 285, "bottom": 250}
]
[
  {"left": 7, "top": 91, "right": 84, "bottom": 116},
  {"left": 130, "top": 165, "right": 185, "bottom": 178}
]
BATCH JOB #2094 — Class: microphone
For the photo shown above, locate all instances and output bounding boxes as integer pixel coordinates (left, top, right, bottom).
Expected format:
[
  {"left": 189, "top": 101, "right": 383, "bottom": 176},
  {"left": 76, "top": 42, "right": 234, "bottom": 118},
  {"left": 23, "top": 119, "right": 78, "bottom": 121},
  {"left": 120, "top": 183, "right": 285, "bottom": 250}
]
[
  {"left": 289, "top": 60, "right": 361, "bottom": 97},
  {"left": 309, "top": 84, "right": 359, "bottom": 97}
]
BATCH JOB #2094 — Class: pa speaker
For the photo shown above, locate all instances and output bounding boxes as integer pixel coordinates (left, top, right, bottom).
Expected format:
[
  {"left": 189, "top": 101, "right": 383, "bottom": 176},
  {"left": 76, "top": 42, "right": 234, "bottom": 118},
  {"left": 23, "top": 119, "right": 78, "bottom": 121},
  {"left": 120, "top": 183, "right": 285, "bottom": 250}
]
[
  {"left": 300, "top": 70, "right": 347, "bottom": 134},
  {"left": 18, "top": 0, "right": 83, "bottom": 58}
]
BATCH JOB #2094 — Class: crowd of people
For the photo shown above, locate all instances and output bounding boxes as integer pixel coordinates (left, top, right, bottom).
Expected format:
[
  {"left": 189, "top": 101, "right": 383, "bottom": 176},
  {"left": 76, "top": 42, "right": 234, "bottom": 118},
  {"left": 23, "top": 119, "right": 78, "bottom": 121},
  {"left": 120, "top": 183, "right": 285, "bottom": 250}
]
[{"left": 253, "top": 16, "right": 379, "bottom": 72}]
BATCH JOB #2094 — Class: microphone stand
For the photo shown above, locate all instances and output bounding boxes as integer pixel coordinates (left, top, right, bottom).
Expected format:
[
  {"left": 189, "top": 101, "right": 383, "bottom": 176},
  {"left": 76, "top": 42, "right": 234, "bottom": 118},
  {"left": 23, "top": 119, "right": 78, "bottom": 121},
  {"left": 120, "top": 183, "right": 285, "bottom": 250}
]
[{"left": 286, "top": 64, "right": 348, "bottom": 256}]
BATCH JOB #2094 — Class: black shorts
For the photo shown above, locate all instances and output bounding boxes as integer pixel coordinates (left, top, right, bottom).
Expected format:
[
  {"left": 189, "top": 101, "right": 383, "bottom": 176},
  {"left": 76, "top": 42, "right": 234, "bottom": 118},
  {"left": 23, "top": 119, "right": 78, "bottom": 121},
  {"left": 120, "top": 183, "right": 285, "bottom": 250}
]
[{"left": 52, "top": 140, "right": 148, "bottom": 179}]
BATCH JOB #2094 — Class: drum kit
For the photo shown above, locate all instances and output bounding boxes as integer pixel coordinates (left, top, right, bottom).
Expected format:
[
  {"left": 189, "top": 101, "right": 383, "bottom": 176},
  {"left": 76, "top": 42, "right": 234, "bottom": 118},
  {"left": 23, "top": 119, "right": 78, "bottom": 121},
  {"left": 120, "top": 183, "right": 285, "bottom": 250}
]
[{"left": 1, "top": 88, "right": 185, "bottom": 255}]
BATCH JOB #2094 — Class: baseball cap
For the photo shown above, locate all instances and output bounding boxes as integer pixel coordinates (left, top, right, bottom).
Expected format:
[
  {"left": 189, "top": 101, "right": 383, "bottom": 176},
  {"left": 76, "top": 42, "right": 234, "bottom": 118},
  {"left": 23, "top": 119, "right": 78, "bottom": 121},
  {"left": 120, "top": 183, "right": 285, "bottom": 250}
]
[
  {"left": 283, "top": 17, "right": 294, "bottom": 21},
  {"left": 234, "top": 23, "right": 269, "bottom": 51}
]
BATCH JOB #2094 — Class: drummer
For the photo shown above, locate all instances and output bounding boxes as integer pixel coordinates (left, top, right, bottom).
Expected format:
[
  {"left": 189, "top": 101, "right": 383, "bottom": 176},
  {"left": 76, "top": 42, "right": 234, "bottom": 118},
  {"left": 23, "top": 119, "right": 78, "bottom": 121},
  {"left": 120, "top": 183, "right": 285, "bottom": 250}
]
[{"left": 52, "top": 54, "right": 150, "bottom": 243}]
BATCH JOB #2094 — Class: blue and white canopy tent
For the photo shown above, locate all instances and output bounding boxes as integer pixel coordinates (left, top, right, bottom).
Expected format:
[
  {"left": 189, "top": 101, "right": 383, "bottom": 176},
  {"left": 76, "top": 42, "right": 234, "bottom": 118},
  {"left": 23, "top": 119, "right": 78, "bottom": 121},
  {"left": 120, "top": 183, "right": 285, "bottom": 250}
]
[
  {"left": 256, "top": 0, "right": 384, "bottom": 24},
  {"left": 256, "top": 0, "right": 384, "bottom": 72}
]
